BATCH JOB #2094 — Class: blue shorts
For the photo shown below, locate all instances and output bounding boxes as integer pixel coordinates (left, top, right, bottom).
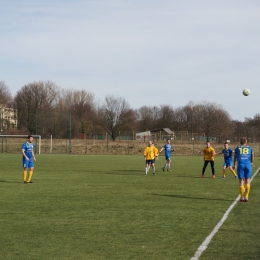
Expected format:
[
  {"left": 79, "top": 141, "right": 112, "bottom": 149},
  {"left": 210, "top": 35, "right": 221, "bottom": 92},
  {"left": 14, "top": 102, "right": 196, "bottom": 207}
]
[
  {"left": 22, "top": 159, "right": 34, "bottom": 169},
  {"left": 165, "top": 155, "right": 171, "bottom": 161},
  {"left": 223, "top": 160, "right": 232, "bottom": 167},
  {"left": 237, "top": 164, "right": 252, "bottom": 179},
  {"left": 146, "top": 159, "right": 155, "bottom": 165}
]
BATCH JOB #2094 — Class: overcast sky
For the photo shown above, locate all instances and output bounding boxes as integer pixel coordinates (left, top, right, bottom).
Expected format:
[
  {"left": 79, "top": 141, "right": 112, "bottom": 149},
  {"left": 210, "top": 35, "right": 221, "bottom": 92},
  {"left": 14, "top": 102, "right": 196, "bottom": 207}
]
[{"left": 1, "top": 0, "right": 259, "bottom": 121}]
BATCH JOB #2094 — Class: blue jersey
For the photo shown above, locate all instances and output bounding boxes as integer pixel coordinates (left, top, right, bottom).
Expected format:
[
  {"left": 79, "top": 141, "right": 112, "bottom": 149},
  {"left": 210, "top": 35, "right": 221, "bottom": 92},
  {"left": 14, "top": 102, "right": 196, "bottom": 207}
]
[
  {"left": 22, "top": 142, "right": 34, "bottom": 160},
  {"left": 163, "top": 144, "right": 172, "bottom": 157},
  {"left": 235, "top": 145, "right": 253, "bottom": 164},
  {"left": 222, "top": 148, "right": 233, "bottom": 161}
]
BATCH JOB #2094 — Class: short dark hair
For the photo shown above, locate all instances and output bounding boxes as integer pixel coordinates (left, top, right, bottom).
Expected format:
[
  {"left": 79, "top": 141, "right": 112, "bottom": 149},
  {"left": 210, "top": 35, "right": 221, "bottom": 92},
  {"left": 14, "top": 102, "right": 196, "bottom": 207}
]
[
  {"left": 224, "top": 142, "right": 228, "bottom": 144},
  {"left": 27, "top": 135, "right": 33, "bottom": 139},
  {"left": 240, "top": 137, "right": 247, "bottom": 145}
]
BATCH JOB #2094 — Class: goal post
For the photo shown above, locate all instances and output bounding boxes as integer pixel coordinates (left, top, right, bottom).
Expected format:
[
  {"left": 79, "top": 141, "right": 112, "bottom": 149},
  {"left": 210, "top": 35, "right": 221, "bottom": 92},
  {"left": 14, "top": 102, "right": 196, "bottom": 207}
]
[{"left": 0, "top": 135, "right": 41, "bottom": 154}]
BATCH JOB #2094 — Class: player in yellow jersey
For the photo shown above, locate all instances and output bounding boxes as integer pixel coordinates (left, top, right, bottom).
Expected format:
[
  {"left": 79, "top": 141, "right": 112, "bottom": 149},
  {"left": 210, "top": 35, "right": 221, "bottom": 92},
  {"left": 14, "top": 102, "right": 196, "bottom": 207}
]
[
  {"left": 200, "top": 141, "right": 216, "bottom": 178},
  {"left": 143, "top": 140, "right": 158, "bottom": 176},
  {"left": 152, "top": 142, "right": 159, "bottom": 159},
  {"left": 152, "top": 142, "right": 159, "bottom": 170}
]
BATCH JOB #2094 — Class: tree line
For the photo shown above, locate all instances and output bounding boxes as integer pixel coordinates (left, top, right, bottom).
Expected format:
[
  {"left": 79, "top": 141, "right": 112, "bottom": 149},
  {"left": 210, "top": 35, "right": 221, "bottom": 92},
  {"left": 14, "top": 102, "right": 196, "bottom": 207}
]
[{"left": 0, "top": 80, "right": 259, "bottom": 142}]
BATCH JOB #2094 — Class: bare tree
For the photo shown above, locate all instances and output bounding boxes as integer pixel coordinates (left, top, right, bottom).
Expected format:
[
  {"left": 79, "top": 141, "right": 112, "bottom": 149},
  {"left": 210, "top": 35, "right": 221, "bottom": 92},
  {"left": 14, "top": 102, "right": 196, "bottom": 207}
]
[
  {"left": 240, "top": 115, "right": 260, "bottom": 142},
  {"left": 98, "top": 95, "right": 133, "bottom": 140},
  {"left": 136, "top": 106, "right": 154, "bottom": 131},
  {"left": 157, "top": 105, "right": 174, "bottom": 129},
  {"left": 251, "top": 114, "right": 260, "bottom": 141},
  {"left": 181, "top": 102, "right": 197, "bottom": 133},
  {"left": 171, "top": 107, "right": 187, "bottom": 131},
  {"left": 58, "top": 89, "right": 96, "bottom": 138},
  {"left": 14, "top": 81, "right": 60, "bottom": 135},
  {"left": 231, "top": 112, "right": 260, "bottom": 143},
  {"left": 193, "top": 101, "right": 232, "bottom": 141},
  {"left": 165, "top": 101, "right": 232, "bottom": 141},
  {"left": 0, "top": 81, "right": 13, "bottom": 107}
]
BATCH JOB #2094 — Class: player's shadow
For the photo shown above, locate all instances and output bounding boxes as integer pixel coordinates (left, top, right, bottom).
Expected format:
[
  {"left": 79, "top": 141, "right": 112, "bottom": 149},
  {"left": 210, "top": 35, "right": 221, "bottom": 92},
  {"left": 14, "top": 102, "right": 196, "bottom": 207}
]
[
  {"left": 173, "top": 175, "right": 201, "bottom": 178},
  {"left": 150, "top": 193, "right": 234, "bottom": 202},
  {"left": 0, "top": 180, "right": 22, "bottom": 184},
  {"left": 103, "top": 170, "right": 138, "bottom": 175}
]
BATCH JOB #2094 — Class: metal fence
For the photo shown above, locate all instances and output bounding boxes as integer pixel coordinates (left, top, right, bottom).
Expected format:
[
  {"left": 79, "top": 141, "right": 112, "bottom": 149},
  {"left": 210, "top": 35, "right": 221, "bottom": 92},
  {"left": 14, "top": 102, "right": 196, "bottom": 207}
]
[{"left": 0, "top": 137, "right": 259, "bottom": 156}]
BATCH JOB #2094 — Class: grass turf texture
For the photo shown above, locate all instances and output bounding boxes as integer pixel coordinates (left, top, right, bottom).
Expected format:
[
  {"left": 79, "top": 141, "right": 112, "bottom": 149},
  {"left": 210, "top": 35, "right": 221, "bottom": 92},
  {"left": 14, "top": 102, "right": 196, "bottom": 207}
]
[{"left": 0, "top": 154, "right": 260, "bottom": 260}]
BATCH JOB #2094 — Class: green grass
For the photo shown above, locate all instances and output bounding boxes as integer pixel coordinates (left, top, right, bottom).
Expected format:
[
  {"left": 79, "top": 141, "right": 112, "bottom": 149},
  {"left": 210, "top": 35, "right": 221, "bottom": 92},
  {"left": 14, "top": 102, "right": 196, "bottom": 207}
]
[{"left": 0, "top": 154, "right": 260, "bottom": 260}]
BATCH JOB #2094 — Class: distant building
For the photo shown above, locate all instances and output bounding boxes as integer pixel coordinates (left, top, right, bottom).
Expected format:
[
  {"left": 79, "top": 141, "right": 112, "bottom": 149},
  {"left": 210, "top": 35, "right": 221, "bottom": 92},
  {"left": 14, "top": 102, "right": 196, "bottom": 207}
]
[
  {"left": 0, "top": 104, "right": 18, "bottom": 130},
  {"left": 136, "top": 128, "right": 175, "bottom": 141},
  {"left": 150, "top": 128, "right": 175, "bottom": 141},
  {"left": 136, "top": 131, "right": 151, "bottom": 140}
]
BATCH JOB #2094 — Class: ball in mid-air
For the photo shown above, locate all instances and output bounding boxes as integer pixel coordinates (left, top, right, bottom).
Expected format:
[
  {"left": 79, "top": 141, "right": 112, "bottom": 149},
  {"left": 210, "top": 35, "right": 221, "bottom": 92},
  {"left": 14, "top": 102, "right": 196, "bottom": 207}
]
[{"left": 242, "top": 89, "right": 250, "bottom": 96}]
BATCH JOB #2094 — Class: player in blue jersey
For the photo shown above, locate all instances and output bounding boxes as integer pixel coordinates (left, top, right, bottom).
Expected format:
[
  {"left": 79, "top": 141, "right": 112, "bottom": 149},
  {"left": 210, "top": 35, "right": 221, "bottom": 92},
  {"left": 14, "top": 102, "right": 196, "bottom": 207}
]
[
  {"left": 159, "top": 139, "right": 174, "bottom": 172},
  {"left": 219, "top": 142, "right": 237, "bottom": 179},
  {"left": 21, "top": 135, "right": 36, "bottom": 183},
  {"left": 233, "top": 137, "right": 254, "bottom": 202}
]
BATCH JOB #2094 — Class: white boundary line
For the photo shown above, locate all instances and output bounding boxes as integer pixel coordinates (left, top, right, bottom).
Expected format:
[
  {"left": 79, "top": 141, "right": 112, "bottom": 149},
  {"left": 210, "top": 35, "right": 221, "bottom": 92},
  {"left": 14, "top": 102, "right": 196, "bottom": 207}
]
[{"left": 190, "top": 166, "right": 260, "bottom": 260}]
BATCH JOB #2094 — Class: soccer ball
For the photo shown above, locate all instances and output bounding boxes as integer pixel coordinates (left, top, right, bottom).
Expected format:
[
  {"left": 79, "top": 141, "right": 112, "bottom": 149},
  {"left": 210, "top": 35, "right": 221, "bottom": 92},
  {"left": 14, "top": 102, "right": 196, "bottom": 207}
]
[{"left": 242, "top": 89, "right": 250, "bottom": 96}]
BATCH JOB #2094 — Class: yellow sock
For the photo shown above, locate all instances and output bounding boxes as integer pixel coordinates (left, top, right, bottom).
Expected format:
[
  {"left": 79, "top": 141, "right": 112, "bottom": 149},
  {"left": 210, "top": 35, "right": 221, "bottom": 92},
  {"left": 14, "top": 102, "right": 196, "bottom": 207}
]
[
  {"left": 27, "top": 171, "right": 33, "bottom": 182},
  {"left": 244, "top": 184, "right": 250, "bottom": 199},
  {"left": 222, "top": 169, "right": 226, "bottom": 177},
  {"left": 230, "top": 168, "right": 237, "bottom": 177},
  {"left": 239, "top": 186, "right": 245, "bottom": 198},
  {"left": 23, "top": 171, "right": 27, "bottom": 182}
]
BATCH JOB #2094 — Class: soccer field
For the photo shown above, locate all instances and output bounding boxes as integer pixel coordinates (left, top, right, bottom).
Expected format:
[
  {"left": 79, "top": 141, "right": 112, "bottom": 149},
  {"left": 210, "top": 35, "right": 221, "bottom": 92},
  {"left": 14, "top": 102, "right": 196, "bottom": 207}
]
[{"left": 1, "top": 154, "right": 260, "bottom": 260}]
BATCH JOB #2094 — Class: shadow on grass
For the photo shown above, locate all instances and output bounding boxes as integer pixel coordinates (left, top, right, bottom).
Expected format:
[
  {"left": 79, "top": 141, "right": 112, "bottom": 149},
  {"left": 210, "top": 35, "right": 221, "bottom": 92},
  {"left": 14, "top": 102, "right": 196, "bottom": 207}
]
[
  {"left": 0, "top": 180, "right": 22, "bottom": 184},
  {"left": 101, "top": 171, "right": 206, "bottom": 178},
  {"left": 173, "top": 175, "right": 201, "bottom": 178},
  {"left": 150, "top": 193, "right": 234, "bottom": 201},
  {"left": 102, "top": 170, "right": 139, "bottom": 175},
  {"left": 173, "top": 175, "right": 228, "bottom": 179}
]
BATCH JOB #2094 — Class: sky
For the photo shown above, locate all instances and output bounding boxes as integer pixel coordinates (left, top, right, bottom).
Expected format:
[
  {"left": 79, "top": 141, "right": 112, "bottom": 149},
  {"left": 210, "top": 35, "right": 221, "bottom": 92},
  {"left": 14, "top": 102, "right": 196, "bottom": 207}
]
[{"left": 1, "top": 0, "right": 260, "bottom": 121}]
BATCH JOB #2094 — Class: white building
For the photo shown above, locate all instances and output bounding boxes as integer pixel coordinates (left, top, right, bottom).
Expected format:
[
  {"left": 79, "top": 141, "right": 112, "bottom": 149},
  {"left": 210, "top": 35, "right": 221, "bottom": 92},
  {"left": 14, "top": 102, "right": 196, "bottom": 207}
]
[
  {"left": 136, "top": 131, "right": 151, "bottom": 140},
  {"left": 0, "top": 104, "right": 18, "bottom": 130}
]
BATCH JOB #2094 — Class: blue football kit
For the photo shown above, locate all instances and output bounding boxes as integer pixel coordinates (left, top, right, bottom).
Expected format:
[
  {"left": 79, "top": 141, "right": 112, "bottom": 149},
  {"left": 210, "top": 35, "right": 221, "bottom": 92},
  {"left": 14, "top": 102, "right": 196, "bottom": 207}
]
[
  {"left": 222, "top": 148, "right": 233, "bottom": 167},
  {"left": 235, "top": 145, "right": 253, "bottom": 179},
  {"left": 22, "top": 142, "right": 34, "bottom": 168},
  {"left": 163, "top": 144, "right": 172, "bottom": 161}
]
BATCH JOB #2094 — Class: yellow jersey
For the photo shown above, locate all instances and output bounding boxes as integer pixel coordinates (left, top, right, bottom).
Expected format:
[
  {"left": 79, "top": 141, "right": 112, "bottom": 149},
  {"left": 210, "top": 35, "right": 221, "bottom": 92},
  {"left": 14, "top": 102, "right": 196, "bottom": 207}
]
[
  {"left": 154, "top": 147, "right": 159, "bottom": 157},
  {"left": 203, "top": 147, "right": 216, "bottom": 161},
  {"left": 144, "top": 146, "right": 158, "bottom": 160}
]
